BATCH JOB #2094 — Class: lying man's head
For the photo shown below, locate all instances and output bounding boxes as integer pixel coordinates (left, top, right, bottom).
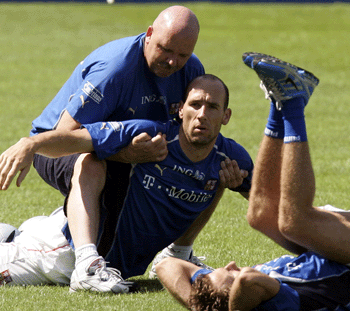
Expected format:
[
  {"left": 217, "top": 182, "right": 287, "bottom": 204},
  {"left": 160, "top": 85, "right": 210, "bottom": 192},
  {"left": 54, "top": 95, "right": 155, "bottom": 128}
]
[{"left": 190, "top": 261, "right": 239, "bottom": 311}]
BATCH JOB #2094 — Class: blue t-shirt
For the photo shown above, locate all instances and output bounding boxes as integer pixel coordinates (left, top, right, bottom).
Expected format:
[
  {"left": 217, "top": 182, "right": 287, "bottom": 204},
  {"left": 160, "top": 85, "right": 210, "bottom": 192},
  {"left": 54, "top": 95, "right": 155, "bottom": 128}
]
[
  {"left": 190, "top": 252, "right": 350, "bottom": 311},
  {"left": 30, "top": 33, "right": 204, "bottom": 135},
  {"left": 82, "top": 119, "right": 254, "bottom": 278},
  {"left": 253, "top": 252, "right": 350, "bottom": 310}
]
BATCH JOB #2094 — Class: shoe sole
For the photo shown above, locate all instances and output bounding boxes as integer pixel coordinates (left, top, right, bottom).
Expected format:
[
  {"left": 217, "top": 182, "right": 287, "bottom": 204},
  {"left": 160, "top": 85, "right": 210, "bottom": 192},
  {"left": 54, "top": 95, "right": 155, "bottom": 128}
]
[{"left": 242, "top": 52, "right": 319, "bottom": 90}]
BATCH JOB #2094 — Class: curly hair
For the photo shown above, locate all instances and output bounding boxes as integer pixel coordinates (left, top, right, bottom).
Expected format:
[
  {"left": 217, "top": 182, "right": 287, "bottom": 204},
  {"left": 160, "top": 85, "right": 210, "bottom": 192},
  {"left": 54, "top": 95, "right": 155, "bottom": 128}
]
[{"left": 189, "top": 274, "right": 230, "bottom": 311}]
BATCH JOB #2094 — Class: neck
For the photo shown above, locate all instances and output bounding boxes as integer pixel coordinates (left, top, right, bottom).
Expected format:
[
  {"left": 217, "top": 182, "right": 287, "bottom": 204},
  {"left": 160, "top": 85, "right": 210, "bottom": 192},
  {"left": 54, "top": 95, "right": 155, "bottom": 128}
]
[{"left": 178, "top": 127, "right": 216, "bottom": 162}]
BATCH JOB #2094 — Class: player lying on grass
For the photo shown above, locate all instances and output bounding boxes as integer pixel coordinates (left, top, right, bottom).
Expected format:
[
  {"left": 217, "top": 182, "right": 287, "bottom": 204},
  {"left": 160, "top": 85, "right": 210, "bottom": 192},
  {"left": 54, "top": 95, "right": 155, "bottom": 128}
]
[
  {"left": 156, "top": 54, "right": 350, "bottom": 310},
  {"left": 0, "top": 74, "right": 253, "bottom": 292}
]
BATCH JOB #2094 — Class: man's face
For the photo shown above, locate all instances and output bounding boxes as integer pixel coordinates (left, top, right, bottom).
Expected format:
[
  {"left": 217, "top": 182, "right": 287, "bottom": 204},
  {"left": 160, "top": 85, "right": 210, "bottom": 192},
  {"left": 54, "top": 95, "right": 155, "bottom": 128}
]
[
  {"left": 144, "top": 26, "right": 196, "bottom": 78},
  {"left": 208, "top": 261, "right": 240, "bottom": 290},
  {"left": 179, "top": 78, "right": 231, "bottom": 147}
]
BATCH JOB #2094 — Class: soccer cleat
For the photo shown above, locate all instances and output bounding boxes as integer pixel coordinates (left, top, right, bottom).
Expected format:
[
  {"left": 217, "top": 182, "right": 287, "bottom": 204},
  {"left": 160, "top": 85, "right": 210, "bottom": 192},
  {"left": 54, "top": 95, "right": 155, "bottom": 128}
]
[
  {"left": 188, "top": 251, "right": 215, "bottom": 271},
  {"left": 70, "top": 257, "right": 132, "bottom": 294},
  {"left": 242, "top": 52, "right": 319, "bottom": 110},
  {"left": 149, "top": 248, "right": 214, "bottom": 279}
]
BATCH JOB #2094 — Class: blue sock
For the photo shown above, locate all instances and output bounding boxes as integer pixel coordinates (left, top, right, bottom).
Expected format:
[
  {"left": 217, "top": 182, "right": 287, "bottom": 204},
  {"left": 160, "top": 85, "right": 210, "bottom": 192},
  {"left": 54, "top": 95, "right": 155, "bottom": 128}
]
[
  {"left": 265, "top": 101, "right": 284, "bottom": 139},
  {"left": 282, "top": 97, "right": 307, "bottom": 143}
]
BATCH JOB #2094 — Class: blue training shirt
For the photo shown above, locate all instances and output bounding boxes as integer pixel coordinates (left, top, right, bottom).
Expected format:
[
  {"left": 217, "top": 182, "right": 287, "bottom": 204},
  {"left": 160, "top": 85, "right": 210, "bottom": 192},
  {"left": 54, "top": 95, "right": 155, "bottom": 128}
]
[
  {"left": 30, "top": 33, "right": 204, "bottom": 135},
  {"left": 253, "top": 252, "right": 350, "bottom": 310},
  {"left": 82, "top": 119, "right": 254, "bottom": 278},
  {"left": 190, "top": 252, "right": 350, "bottom": 311}
]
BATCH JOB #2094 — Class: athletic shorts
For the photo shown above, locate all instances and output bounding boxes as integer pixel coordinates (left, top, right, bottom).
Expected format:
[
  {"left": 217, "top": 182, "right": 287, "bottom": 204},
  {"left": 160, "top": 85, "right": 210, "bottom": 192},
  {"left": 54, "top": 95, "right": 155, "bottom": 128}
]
[
  {"left": 33, "top": 154, "right": 131, "bottom": 256},
  {"left": 0, "top": 207, "right": 74, "bottom": 286}
]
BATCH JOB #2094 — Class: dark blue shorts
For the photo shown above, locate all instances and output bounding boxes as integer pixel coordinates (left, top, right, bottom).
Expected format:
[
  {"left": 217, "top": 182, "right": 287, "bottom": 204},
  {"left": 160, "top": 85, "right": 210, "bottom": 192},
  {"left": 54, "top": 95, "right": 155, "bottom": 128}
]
[{"left": 33, "top": 154, "right": 131, "bottom": 256}]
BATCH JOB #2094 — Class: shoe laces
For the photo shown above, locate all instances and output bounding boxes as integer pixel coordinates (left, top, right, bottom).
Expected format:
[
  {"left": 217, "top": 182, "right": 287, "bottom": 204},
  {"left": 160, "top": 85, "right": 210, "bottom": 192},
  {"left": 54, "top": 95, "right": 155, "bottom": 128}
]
[
  {"left": 259, "top": 79, "right": 286, "bottom": 110},
  {"left": 89, "top": 257, "right": 124, "bottom": 282},
  {"left": 189, "top": 255, "right": 207, "bottom": 266},
  {"left": 97, "top": 266, "right": 124, "bottom": 282}
]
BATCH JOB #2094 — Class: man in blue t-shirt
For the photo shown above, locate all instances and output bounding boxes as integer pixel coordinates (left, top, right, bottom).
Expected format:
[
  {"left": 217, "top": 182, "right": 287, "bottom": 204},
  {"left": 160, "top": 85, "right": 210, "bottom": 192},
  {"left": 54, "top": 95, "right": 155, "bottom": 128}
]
[
  {"left": 0, "top": 74, "right": 253, "bottom": 294},
  {"left": 0, "top": 6, "right": 213, "bottom": 293},
  {"left": 156, "top": 55, "right": 350, "bottom": 310}
]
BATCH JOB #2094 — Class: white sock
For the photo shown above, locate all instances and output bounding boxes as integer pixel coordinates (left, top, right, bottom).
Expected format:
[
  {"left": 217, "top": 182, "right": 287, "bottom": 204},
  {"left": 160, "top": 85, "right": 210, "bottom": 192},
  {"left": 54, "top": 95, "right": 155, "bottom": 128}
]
[
  {"left": 166, "top": 243, "right": 193, "bottom": 260},
  {"left": 74, "top": 244, "right": 99, "bottom": 273}
]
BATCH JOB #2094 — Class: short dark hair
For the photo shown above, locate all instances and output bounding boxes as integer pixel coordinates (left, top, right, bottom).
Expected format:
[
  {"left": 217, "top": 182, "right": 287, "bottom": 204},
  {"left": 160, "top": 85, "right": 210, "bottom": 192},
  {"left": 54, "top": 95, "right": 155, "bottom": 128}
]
[
  {"left": 189, "top": 274, "right": 230, "bottom": 311},
  {"left": 183, "top": 74, "right": 230, "bottom": 109}
]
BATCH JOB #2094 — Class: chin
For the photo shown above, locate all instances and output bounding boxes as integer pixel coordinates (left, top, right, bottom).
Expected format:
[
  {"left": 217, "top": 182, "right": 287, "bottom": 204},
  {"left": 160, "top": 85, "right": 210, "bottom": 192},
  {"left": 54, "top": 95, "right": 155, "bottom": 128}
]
[{"left": 156, "top": 72, "right": 172, "bottom": 78}]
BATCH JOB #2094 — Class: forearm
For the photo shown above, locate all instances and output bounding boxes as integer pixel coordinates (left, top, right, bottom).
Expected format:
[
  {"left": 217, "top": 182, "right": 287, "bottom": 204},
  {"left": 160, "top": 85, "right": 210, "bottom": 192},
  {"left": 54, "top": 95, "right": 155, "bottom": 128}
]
[
  {"left": 174, "top": 187, "right": 225, "bottom": 246},
  {"left": 156, "top": 258, "right": 194, "bottom": 309},
  {"left": 28, "top": 128, "right": 94, "bottom": 158},
  {"left": 229, "top": 269, "right": 280, "bottom": 311}
]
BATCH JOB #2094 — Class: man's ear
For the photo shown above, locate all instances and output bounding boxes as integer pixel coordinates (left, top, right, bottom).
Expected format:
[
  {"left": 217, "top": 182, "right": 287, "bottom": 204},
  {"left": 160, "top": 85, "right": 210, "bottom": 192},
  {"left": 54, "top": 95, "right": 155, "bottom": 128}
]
[
  {"left": 222, "top": 108, "right": 232, "bottom": 125},
  {"left": 178, "top": 101, "right": 184, "bottom": 120},
  {"left": 145, "top": 26, "right": 153, "bottom": 43}
]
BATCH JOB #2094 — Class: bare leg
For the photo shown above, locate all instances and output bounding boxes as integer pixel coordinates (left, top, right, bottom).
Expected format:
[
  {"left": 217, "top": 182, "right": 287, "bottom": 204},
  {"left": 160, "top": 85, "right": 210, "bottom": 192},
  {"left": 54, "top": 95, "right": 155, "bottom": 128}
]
[
  {"left": 67, "top": 153, "right": 106, "bottom": 248},
  {"left": 247, "top": 135, "right": 307, "bottom": 254},
  {"left": 278, "top": 142, "right": 350, "bottom": 263}
]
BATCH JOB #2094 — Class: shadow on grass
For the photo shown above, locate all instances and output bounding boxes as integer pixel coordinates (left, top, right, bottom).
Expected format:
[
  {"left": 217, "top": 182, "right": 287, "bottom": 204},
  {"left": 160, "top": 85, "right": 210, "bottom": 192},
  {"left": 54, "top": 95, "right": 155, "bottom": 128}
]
[{"left": 128, "top": 279, "right": 164, "bottom": 294}]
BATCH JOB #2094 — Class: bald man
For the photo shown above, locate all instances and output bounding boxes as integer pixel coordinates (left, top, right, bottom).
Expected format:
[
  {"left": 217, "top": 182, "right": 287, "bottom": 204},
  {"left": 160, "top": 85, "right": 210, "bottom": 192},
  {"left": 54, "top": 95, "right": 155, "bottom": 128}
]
[{"left": 0, "top": 6, "right": 206, "bottom": 293}]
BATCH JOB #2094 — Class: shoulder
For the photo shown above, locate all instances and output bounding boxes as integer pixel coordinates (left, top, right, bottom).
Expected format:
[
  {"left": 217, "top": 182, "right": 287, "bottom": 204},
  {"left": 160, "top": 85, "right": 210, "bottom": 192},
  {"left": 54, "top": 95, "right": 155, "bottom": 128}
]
[
  {"left": 180, "top": 53, "right": 205, "bottom": 77},
  {"left": 215, "top": 134, "right": 252, "bottom": 162},
  {"left": 85, "top": 34, "right": 145, "bottom": 76},
  {"left": 186, "top": 53, "right": 203, "bottom": 68}
]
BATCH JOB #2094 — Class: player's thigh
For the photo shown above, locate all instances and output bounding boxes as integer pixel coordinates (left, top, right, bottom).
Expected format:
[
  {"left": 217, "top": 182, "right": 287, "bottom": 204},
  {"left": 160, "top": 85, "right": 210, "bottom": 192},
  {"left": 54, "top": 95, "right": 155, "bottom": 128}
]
[{"left": 33, "top": 153, "right": 80, "bottom": 197}]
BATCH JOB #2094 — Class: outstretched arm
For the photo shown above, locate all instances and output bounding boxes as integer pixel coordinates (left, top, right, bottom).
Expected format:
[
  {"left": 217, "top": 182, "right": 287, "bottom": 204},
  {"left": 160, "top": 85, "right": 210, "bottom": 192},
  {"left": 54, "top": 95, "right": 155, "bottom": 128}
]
[
  {"left": 156, "top": 257, "right": 200, "bottom": 309},
  {"left": 0, "top": 128, "right": 94, "bottom": 190},
  {"left": 229, "top": 267, "right": 280, "bottom": 311},
  {"left": 0, "top": 115, "right": 167, "bottom": 190}
]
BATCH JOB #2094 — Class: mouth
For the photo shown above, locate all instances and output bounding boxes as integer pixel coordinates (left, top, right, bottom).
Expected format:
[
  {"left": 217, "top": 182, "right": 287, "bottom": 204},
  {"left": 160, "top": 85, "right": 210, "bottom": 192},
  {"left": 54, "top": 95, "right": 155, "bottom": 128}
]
[
  {"left": 193, "top": 125, "right": 208, "bottom": 134},
  {"left": 158, "top": 63, "right": 177, "bottom": 73}
]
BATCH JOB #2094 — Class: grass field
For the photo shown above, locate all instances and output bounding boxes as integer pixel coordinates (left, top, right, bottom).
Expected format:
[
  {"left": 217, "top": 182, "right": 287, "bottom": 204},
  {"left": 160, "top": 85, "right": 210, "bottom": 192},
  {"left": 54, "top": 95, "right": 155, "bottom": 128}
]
[{"left": 1, "top": 2, "right": 350, "bottom": 310}]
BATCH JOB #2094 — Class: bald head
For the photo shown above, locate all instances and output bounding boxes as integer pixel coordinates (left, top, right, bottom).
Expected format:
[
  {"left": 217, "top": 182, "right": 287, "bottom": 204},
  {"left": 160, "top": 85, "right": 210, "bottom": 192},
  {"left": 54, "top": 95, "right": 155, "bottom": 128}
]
[
  {"left": 153, "top": 6, "right": 200, "bottom": 39},
  {"left": 144, "top": 6, "right": 200, "bottom": 77}
]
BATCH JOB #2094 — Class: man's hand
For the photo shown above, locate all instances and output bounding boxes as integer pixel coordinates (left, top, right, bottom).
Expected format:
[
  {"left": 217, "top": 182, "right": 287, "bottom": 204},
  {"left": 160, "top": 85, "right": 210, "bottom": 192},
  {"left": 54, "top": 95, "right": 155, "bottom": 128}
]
[
  {"left": 0, "top": 137, "right": 35, "bottom": 190},
  {"left": 219, "top": 158, "right": 248, "bottom": 189},
  {"left": 110, "top": 132, "right": 168, "bottom": 163}
]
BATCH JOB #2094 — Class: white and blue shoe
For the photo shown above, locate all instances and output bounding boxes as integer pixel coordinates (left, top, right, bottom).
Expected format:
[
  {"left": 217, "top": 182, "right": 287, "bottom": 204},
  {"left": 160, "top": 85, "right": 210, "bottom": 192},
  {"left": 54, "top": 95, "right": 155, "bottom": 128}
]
[
  {"left": 70, "top": 257, "right": 135, "bottom": 294},
  {"left": 243, "top": 52, "right": 319, "bottom": 110}
]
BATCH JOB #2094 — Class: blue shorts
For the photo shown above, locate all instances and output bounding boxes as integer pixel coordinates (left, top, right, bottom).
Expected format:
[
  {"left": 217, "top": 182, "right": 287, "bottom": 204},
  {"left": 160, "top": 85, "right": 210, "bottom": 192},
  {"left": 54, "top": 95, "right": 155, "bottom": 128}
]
[{"left": 33, "top": 154, "right": 131, "bottom": 257}]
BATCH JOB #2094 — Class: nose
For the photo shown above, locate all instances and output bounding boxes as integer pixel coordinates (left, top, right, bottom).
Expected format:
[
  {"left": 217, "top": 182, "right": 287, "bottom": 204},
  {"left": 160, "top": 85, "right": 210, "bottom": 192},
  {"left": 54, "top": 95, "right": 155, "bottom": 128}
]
[
  {"left": 224, "top": 261, "right": 239, "bottom": 271},
  {"left": 167, "top": 56, "right": 178, "bottom": 68},
  {"left": 197, "top": 105, "right": 208, "bottom": 119}
]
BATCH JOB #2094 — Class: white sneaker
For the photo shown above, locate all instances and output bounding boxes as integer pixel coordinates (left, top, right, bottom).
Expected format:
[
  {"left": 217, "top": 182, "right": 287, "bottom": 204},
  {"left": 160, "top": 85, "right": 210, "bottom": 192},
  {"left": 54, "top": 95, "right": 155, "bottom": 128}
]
[
  {"left": 149, "top": 247, "right": 214, "bottom": 279},
  {"left": 70, "top": 257, "right": 130, "bottom": 294}
]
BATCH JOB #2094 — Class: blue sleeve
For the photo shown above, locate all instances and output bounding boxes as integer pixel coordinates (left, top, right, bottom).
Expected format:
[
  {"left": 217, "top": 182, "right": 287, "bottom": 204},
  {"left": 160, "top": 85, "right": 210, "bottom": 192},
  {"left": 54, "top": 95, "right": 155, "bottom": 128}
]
[
  {"left": 65, "top": 35, "right": 144, "bottom": 124},
  {"left": 253, "top": 282, "right": 300, "bottom": 311},
  {"left": 83, "top": 119, "right": 166, "bottom": 160},
  {"left": 190, "top": 269, "right": 213, "bottom": 284},
  {"left": 65, "top": 61, "right": 124, "bottom": 124},
  {"left": 220, "top": 136, "right": 254, "bottom": 193}
]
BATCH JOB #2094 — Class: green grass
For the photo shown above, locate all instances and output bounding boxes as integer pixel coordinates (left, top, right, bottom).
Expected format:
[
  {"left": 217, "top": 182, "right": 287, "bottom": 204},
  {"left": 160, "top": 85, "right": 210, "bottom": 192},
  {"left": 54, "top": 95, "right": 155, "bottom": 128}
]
[{"left": 1, "top": 2, "right": 350, "bottom": 310}]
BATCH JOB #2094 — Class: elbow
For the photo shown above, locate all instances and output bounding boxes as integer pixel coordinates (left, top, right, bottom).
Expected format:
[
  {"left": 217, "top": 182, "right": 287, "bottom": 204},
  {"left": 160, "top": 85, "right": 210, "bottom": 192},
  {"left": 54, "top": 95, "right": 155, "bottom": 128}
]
[
  {"left": 155, "top": 257, "right": 172, "bottom": 280},
  {"left": 235, "top": 267, "right": 258, "bottom": 286}
]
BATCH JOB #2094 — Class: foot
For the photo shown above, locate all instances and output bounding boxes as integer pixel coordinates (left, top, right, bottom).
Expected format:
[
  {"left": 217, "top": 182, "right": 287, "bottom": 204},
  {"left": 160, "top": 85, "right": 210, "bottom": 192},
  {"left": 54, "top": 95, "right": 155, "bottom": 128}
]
[
  {"left": 149, "top": 247, "right": 214, "bottom": 279},
  {"left": 243, "top": 52, "right": 319, "bottom": 110},
  {"left": 70, "top": 257, "right": 133, "bottom": 294}
]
